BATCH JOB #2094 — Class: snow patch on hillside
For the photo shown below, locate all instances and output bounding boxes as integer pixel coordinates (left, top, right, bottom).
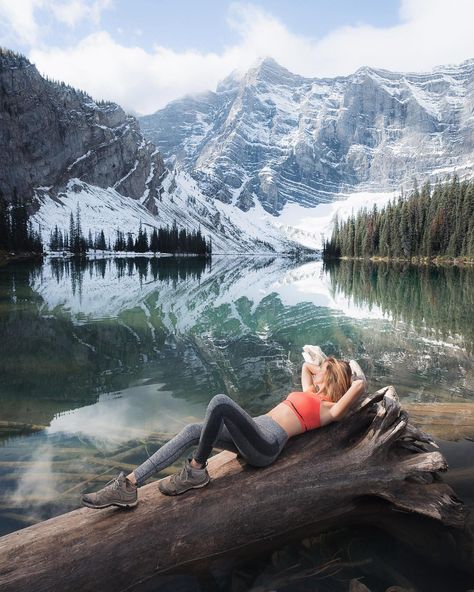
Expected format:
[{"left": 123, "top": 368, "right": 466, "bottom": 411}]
[{"left": 276, "top": 191, "right": 397, "bottom": 248}]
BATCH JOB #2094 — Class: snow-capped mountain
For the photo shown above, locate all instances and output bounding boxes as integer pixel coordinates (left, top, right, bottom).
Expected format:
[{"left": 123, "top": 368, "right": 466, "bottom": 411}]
[
  {"left": 140, "top": 57, "right": 474, "bottom": 215},
  {"left": 3, "top": 50, "right": 472, "bottom": 253},
  {"left": 0, "top": 50, "right": 313, "bottom": 253}
]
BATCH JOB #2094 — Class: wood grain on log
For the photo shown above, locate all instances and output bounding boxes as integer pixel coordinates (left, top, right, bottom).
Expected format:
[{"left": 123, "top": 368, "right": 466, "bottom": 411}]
[{"left": 0, "top": 386, "right": 468, "bottom": 592}]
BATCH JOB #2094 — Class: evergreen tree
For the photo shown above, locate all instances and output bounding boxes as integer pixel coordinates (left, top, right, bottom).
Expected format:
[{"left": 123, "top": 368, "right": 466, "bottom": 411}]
[
  {"left": 135, "top": 222, "right": 149, "bottom": 252},
  {"left": 0, "top": 194, "right": 9, "bottom": 250},
  {"left": 95, "top": 230, "right": 107, "bottom": 250},
  {"left": 150, "top": 228, "right": 159, "bottom": 253},
  {"left": 69, "top": 211, "right": 75, "bottom": 253}
]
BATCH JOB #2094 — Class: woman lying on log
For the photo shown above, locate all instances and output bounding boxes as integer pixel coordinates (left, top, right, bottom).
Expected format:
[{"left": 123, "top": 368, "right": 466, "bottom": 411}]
[{"left": 82, "top": 346, "right": 367, "bottom": 509}]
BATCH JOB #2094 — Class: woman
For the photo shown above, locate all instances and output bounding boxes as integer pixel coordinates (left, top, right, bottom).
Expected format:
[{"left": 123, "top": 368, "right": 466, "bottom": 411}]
[{"left": 82, "top": 353, "right": 367, "bottom": 509}]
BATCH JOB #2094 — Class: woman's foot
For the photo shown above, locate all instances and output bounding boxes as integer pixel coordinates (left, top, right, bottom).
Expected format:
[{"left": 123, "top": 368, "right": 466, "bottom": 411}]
[
  {"left": 158, "top": 457, "right": 210, "bottom": 496},
  {"left": 82, "top": 472, "right": 138, "bottom": 509}
]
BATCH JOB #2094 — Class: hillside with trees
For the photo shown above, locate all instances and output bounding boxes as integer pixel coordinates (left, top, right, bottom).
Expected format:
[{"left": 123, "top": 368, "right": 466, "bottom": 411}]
[{"left": 323, "top": 177, "right": 474, "bottom": 262}]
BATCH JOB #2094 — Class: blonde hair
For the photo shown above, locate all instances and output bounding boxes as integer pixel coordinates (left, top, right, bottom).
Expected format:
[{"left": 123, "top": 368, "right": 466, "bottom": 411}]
[{"left": 322, "top": 357, "right": 352, "bottom": 402}]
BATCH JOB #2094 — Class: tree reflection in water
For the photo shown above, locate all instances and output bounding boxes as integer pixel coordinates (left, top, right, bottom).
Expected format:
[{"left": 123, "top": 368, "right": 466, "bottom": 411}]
[{"left": 325, "top": 259, "right": 474, "bottom": 353}]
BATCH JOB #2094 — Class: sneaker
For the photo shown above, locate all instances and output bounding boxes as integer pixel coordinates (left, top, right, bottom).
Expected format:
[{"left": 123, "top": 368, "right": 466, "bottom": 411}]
[
  {"left": 158, "top": 457, "right": 210, "bottom": 496},
  {"left": 82, "top": 472, "right": 138, "bottom": 509}
]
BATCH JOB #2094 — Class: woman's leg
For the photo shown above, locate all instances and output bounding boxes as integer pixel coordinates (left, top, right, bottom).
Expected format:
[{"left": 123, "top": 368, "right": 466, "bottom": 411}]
[
  {"left": 158, "top": 395, "right": 288, "bottom": 496},
  {"left": 131, "top": 420, "right": 240, "bottom": 487},
  {"left": 82, "top": 395, "right": 287, "bottom": 506},
  {"left": 192, "top": 394, "right": 284, "bottom": 468}
]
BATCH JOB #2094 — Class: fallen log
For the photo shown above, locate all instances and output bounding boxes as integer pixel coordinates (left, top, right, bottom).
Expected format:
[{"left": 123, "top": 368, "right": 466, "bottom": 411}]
[{"left": 0, "top": 386, "right": 469, "bottom": 592}]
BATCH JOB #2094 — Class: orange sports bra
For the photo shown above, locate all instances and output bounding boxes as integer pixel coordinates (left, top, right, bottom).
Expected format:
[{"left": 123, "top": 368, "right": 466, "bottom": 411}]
[{"left": 281, "top": 391, "right": 332, "bottom": 432}]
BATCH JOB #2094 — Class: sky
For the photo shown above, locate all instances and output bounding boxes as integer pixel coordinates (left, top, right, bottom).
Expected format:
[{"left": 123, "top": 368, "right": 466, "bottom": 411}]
[{"left": 1, "top": 0, "right": 473, "bottom": 115}]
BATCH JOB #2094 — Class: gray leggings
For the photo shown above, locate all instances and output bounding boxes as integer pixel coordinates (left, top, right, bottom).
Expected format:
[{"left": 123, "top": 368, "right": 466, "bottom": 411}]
[{"left": 134, "top": 394, "right": 289, "bottom": 486}]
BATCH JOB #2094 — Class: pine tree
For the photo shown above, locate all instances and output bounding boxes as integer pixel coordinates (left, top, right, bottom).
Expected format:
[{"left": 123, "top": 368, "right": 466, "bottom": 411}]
[
  {"left": 150, "top": 228, "right": 159, "bottom": 253},
  {"left": 322, "top": 178, "right": 474, "bottom": 261},
  {"left": 0, "top": 194, "right": 10, "bottom": 250},
  {"left": 135, "top": 222, "right": 148, "bottom": 252},
  {"left": 69, "top": 211, "right": 75, "bottom": 253},
  {"left": 95, "top": 230, "right": 106, "bottom": 250}
]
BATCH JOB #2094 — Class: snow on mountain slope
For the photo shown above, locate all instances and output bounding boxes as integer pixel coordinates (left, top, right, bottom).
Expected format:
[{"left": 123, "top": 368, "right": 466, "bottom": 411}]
[
  {"left": 32, "top": 171, "right": 319, "bottom": 254},
  {"left": 276, "top": 190, "right": 398, "bottom": 249},
  {"left": 33, "top": 170, "right": 395, "bottom": 253}
]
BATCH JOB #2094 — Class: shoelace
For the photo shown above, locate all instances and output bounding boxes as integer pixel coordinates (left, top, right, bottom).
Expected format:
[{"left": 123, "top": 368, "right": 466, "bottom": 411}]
[
  {"left": 102, "top": 475, "right": 122, "bottom": 492},
  {"left": 171, "top": 464, "right": 190, "bottom": 485}
]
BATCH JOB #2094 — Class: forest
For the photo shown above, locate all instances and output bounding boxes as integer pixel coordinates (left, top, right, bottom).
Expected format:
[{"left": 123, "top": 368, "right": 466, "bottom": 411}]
[
  {"left": 48, "top": 206, "right": 212, "bottom": 256},
  {"left": 323, "top": 177, "right": 474, "bottom": 261}
]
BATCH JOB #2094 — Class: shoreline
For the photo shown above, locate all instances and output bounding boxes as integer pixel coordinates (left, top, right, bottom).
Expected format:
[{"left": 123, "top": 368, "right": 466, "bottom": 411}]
[
  {"left": 0, "top": 251, "right": 44, "bottom": 267},
  {"left": 332, "top": 255, "right": 474, "bottom": 267},
  {"left": 1, "top": 250, "right": 311, "bottom": 265}
]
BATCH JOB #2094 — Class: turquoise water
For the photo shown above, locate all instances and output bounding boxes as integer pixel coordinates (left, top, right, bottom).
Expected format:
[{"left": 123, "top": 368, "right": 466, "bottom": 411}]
[{"left": 0, "top": 257, "right": 473, "bottom": 590}]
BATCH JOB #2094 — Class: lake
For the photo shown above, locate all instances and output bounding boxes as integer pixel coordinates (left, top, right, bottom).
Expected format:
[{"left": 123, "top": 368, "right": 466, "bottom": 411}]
[{"left": 0, "top": 256, "right": 473, "bottom": 591}]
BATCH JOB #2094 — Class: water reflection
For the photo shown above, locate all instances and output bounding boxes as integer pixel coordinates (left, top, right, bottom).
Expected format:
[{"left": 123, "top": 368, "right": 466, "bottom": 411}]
[
  {"left": 49, "top": 256, "right": 210, "bottom": 295},
  {"left": 47, "top": 382, "right": 207, "bottom": 445},
  {"left": 8, "top": 381, "right": 209, "bottom": 519},
  {"left": 325, "top": 259, "right": 474, "bottom": 353},
  {"left": 0, "top": 256, "right": 473, "bottom": 546}
]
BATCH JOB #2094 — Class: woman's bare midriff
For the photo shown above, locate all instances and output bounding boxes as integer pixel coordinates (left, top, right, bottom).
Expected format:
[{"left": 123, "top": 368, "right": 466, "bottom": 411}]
[{"left": 265, "top": 399, "right": 335, "bottom": 438}]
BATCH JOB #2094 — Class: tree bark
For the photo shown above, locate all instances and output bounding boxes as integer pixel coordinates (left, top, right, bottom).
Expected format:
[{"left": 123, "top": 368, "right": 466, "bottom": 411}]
[{"left": 0, "top": 386, "right": 469, "bottom": 592}]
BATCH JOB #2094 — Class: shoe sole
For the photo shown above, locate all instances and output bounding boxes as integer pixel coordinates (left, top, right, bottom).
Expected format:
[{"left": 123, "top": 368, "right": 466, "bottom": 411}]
[
  {"left": 159, "top": 477, "right": 210, "bottom": 496},
  {"left": 81, "top": 499, "right": 138, "bottom": 509}
]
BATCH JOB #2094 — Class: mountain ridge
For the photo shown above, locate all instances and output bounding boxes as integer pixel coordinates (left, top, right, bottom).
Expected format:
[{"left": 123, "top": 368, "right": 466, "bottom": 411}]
[
  {"left": 140, "top": 56, "right": 474, "bottom": 215},
  {"left": 2, "top": 49, "right": 472, "bottom": 254}
]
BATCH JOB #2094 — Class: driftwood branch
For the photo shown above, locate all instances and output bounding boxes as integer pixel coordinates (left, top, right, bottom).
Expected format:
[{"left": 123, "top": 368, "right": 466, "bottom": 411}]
[{"left": 0, "top": 386, "right": 468, "bottom": 592}]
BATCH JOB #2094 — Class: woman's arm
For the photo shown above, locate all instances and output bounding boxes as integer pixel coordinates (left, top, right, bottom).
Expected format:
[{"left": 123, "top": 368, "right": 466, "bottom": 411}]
[
  {"left": 328, "top": 379, "right": 366, "bottom": 421},
  {"left": 301, "top": 362, "right": 320, "bottom": 392}
]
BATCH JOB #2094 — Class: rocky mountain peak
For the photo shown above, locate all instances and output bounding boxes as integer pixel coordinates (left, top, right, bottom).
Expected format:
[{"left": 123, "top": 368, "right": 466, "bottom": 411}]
[{"left": 245, "top": 56, "right": 308, "bottom": 89}]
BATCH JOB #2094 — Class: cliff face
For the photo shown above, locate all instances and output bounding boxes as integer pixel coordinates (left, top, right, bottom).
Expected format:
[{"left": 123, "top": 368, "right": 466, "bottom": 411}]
[
  {"left": 0, "top": 50, "right": 166, "bottom": 212},
  {"left": 140, "top": 57, "right": 474, "bottom": 215}
]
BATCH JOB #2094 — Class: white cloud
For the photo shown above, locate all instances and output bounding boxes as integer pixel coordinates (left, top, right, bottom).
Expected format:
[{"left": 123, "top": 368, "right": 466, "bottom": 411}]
[
  {"left": 0, "top": 0, "right": 45, "bottom": 45},
  {"left": 0, "top": 0, "right": 111, "bottom": 45},
  {"left": 17, "top": 0, "right": 474, "bottom": 114},
  {"left": 31, "top": 31, "right": 249, "bottom": 114},
  {"left": 50, "top": 0, "right": 112, "bottom": 27}
]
